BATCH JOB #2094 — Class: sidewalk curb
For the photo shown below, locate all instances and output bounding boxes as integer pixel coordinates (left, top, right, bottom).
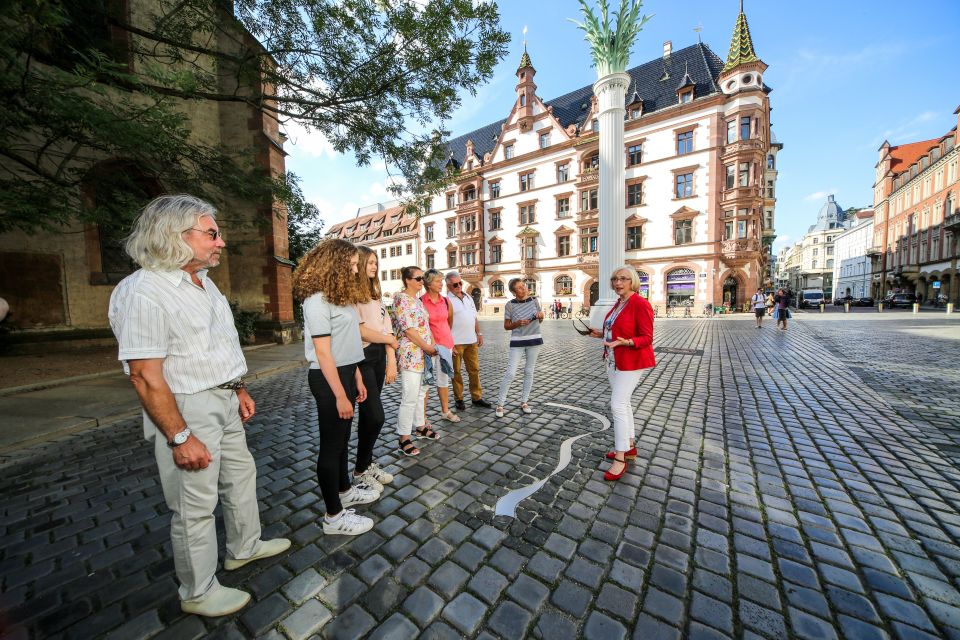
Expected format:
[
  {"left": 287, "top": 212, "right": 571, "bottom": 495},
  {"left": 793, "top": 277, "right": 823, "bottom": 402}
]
[{"left": 0, "top": 358, "right": 309, "bottom": 455}]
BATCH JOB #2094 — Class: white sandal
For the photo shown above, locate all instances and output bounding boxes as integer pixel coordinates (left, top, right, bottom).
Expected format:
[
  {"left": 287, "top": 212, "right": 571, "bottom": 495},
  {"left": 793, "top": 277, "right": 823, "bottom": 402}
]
[
  {"left": 495, "top": 406, "right": 505, "bottom": 418},
  {"left": 442, "top": 411, "right": 461, "bottom": 423},
  {"left": 520, "top": 403, "right": 532, "bottom": 414}
]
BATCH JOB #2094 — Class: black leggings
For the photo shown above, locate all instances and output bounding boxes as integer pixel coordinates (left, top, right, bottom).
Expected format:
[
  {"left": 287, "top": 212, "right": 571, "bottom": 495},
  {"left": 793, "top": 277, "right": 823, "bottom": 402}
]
[
  {"left": 308, "top": 366, "right": 357, "bottom": 515},
  {"left": 356, "top": 344, "right": 387, "bottom": 474}
]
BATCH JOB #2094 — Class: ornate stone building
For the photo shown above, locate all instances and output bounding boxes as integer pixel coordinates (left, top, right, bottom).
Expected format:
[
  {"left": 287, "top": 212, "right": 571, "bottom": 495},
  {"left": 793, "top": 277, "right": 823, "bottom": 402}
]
[
  {"left": 416, "top": 6, "right": 780, "bottom": 314},
  {"left": 870, "top": 108, "right": 960, "bottom": 302}
]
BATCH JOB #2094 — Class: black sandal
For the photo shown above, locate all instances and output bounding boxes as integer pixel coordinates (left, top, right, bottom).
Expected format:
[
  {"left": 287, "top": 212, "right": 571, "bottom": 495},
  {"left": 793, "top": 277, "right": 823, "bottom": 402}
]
[
  {"left": 399, "top": 438, "right": 420, "bottom": 456},
  {"left": 415, "top": 425, "right": 440, "bottom": 440}
]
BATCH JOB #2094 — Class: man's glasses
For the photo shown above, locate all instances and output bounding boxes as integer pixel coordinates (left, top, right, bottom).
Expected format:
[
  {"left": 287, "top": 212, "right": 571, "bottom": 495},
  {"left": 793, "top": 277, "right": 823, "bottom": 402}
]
[
  {"left": 185, "top": 228, "right": 223, "bottom": 241},
  {"left": 449, "top": 282, "right": 462, "bottom": 288}
]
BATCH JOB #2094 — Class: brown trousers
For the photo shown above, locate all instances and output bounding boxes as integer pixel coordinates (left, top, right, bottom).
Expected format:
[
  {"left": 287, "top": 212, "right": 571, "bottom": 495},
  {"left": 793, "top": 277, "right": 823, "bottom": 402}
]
[{"left": 452, "top": 343, "right": 483, "bottom": 401}]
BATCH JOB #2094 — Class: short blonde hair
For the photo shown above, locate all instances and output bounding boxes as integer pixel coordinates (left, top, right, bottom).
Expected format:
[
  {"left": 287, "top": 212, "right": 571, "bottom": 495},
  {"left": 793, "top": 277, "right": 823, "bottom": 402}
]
[{"left": 610, "top": 265, "right": 641, "bottom": 293}]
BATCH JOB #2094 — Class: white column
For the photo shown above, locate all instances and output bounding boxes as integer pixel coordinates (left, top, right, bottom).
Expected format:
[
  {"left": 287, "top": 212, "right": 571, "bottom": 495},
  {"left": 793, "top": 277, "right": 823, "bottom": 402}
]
[{"left": 590, "top": 72, "right": 631, "bottom": 329}]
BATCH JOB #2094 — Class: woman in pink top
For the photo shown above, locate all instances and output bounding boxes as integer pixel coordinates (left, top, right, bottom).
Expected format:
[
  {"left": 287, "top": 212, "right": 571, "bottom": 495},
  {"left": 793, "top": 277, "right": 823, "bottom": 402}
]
[{"left": 420, "top": 269, "right": 460, "bottom": 423}]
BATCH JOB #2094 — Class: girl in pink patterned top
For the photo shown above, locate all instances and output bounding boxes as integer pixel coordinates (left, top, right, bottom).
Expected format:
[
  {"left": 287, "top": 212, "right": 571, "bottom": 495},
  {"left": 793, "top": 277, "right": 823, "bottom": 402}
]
[{"left": 392, "top": 266, "right": 438, "bottom": 456}]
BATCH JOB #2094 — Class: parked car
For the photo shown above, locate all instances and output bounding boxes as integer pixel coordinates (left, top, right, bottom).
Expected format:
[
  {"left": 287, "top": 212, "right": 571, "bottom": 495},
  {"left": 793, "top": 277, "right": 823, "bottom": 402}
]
[
  {"left": 799, "top": 290, "right": 825, "bottom": 308},
  {"left": 854, "top": 297, "right": 874, "bottom": 307},
  {"left": 886, "top": 293, "right": 916, "bottom": 308},
  {"left": 833, "top": 295, "right": 853, "bottom": 306}
]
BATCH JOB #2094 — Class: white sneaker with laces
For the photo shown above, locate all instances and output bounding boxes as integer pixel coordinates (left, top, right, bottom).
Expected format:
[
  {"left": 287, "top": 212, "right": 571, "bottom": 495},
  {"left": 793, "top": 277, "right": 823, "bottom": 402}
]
[
  {"left": 322, "top": 509, "right": 373, "bottom": 536},
  {"left": 340, "top": 484, "right": 380, "bottom": 507},
  {"left": 366, "top": 462, "right": 394, "bottom": 485},
  {"left": 354, "top": 472, "right": 383, "bottom": 493}
]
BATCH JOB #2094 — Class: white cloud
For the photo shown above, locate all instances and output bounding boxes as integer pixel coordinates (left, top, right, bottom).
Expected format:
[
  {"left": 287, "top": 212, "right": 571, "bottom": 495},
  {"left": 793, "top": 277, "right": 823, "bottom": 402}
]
[
  {"left": 804, "top": 189, "right": 838, "bottom": 202},
  {"left": 773, "top": 234, "right": 791, "bottom": 251},
  {"left": 870, "top": 110, "right": 944, "bottom": 147},
  {"left": 282, "top": 120, "right": 337, "bottom": 159}
]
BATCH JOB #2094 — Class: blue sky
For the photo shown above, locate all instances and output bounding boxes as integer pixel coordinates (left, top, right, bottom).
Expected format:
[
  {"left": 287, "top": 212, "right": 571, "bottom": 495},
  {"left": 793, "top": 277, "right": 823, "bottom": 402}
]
[{"left": 284, "top": 0, "right": 960, "bottom": 251}]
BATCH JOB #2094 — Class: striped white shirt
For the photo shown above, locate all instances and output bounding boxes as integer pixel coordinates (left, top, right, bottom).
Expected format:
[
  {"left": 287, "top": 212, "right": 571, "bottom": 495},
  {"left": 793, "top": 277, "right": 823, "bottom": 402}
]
[{"left": 108, "top": 268, "right": 247, "bottom": 394}]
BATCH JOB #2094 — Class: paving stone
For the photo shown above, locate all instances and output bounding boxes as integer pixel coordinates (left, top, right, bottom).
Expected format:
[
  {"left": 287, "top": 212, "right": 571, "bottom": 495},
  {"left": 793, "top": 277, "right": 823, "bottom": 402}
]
[
  {"left": 367, "top": 613, "right": 419, "bottom": 640},
  {"left": 527, "top": 551, "right": 566, "bottom": 583},
  {"left": 357, "top": 554, "right": 392, "bottom": 586},
  {"left": 550, "top": 580, "right": 592, "bottom": 618},
  {"left": 472, "top": 525, "right": 507, "bottom": 551},
  {"left": 643, "top": 587, "right": 684, "bottom": 623},
  {"left": 361, "top": 578, "right": 408, "bottom": 618},
  {"left": 690, "top": 591, "right": 733, "bottom": 634},
  {"left": 738, "top": 600, "right": 786, "bottom": 638},
  {"left": 103, "top": 611, "right": 163, "bottom": 640},
  {"left": 441, "top": 592, "right": 487, "bottom": 636},
  {"left": 584, "top": 610, "right": 627, "bottom": 640},
  {"left": 467, "top": 566, "right": 509, "bottom": 605},
  {"left": 488, "top": 600, "right": 534, "bottom": 639},
  {"left": 282, "top": 568, "right": 327, "bottom": 603},
  {"left": 506, "top": 573, "right": 550, "bottom": 612},
  {"left": 319, "top": 603, "right": 375, "bottom": 640},
  {"left": 317, "top": 574, "right": 365, "bottom": 612},
  {"left": 836, "top": 615, "right": 890, "bottom": 640},
  {"left": 395, "top": 556, "right": 432, "bottom": 588},
  {"left": 402, "top": 586, "right": 444, "bottom": 627},
  {"left": 451, "top": 542, "right": 486, "bottom": 572},
  {"left": 533, "top": 609, "right": 578, "bottom": 639},
  {"left": 240, "top": 593, "right": 291, "bottom": 636},
  {"left": 632, "top": 612, "right": 682, "bottom": 640},
  {"left": 280, "top": 599, "right": 332, "bottom": 640},
  {"left": 789, "top": 607, "right": 838, "bottom": 640},
  {"left": 427, "top": 561, "right": 470, "bottom": 599},
  {"left": 596, "top": 582, "right": 639, "bottom": 621}
]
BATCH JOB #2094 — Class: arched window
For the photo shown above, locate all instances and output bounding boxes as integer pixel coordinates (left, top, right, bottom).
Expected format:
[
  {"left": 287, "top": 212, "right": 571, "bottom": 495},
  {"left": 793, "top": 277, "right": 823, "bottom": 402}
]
[
  {"left": 767, "top": 154, "right": 775, "bottom": 170},
  {"left": 491, "top": 280, "right": 505, "bottom": 297},
  {"left": 524, "top": 279, "right": 538, "bottom": 296},
  {"left": 555, "top": 275, "right": 573, "bottom": 295},
  {"left": 665, "top": 268, "right": 695, "bottom": 306},
  {"left": 637, "top": 270, "right": 650, "bottom": 299}
]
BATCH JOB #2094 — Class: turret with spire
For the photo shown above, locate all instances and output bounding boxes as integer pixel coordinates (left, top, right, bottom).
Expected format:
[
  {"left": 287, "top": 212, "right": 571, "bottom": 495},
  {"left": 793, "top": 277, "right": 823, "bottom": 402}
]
[
  {"left": 515, "top": 33, "right": 537, "bottom": 132},
  {"left": 718, "top": 1, "right": 766, "bottom": 94}
]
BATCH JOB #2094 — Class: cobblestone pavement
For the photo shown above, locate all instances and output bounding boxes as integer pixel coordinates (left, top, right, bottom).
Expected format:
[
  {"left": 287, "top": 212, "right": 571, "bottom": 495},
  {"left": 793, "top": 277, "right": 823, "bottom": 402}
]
[{"left": 3, "top": 315, "right": 960, "bottom": 639}]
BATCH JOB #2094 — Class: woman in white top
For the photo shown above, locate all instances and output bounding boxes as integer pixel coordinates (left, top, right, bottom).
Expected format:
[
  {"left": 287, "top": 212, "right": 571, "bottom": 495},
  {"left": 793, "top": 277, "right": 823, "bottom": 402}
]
[
  {"left": 353, "top": 246, "right": 398, "bottom": 491},
  {"left": 294, "top": 239, "right": 377, "bottom": 537}
]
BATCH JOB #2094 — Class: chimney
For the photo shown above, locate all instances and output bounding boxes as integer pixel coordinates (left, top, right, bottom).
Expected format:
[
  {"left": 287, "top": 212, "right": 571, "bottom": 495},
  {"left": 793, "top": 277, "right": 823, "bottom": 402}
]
[{"left": 663, "top": 41, "right": 672, "bottom": 58}]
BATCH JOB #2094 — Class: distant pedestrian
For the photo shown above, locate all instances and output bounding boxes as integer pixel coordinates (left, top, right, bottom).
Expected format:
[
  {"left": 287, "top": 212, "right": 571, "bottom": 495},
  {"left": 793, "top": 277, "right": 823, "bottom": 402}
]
[
  {"left": 393, "top": 266, "right": 439, "bottom": 456},
  {"left": 495, "top": 278, "right": 544, "bottom": 418},
  {"left": 353, "top": 246, "right": 397, "bottom": 493},
  {"left": 752, "top": 288, "right": 766, "bottom": 328},
  {"left": 774, "top": 287, "right": 791, "bottom": 330},
  {"left": 585, "top": 266, "right": 655, "bottom": 481},
  {"left": 555, "top": 300, "right": 562, "bottom": 319},
  {"left": 295, "top": 239, "right": 380, "bottom": 537},
  {"left": 446, "top": 270, "right": 492, "bottom": 411},
  {"left": 765, "top": 291, "right": 775, "bottom": 316},
  {"left": 109, "top": 195, "right": 289, "bottom": 617}
]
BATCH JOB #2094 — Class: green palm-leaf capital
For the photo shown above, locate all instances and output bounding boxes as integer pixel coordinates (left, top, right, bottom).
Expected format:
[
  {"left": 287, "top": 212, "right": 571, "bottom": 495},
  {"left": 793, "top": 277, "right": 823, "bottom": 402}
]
[{"left": 569, "top": 0, "right": 653, "bottom": 78}]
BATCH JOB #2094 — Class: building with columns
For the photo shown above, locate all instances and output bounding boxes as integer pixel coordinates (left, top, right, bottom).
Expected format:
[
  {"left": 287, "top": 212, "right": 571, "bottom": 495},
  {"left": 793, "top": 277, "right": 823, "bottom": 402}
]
[
  {"left": 415, "top": 6, "right": 780, "bottom": 314},
  {"left": 870, "top": 108, "right": 960, "bottom": 303}
]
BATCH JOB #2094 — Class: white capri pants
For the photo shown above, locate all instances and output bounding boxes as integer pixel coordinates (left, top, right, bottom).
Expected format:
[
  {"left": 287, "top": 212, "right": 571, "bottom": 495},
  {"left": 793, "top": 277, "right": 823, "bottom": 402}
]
[
  {"left": 398, "top": 369, "right": 428, "bottom": 435},
  {"left": 607, "top": 366, "right": 643, "bottom": 452}
]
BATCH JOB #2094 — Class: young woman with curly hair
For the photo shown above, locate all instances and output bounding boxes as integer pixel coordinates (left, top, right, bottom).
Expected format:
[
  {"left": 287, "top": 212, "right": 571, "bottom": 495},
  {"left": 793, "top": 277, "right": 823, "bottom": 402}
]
[
  {"left": 293, "top": 239, "right": 378, "bottom": 536},
  {"left": 351, "top": 246, "right": 398, "bottom": 491}
]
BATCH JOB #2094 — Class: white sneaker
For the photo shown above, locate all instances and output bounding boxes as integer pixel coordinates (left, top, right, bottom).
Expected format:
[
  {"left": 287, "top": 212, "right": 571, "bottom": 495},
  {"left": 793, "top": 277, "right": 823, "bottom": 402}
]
[
  {"left": 521, "top": 403, "right": 533, "bottom": 414},
  {"left": 340, "top": 484, "right": 380, "bottom": 507},
  {"left": 354, "top": 472, "right": 383, "bottom": 493},
  {"left": 323, "top": 509, "right": 373, "bottom": 536},
  {"left": 495, "top": 406, "right": 505, "bottom": 418},
  {"left": 366, "top": 462, "right": 394, "bottom": 485},
  {"left": 181, "top": 586, "right": 251, "bottom": 617}
]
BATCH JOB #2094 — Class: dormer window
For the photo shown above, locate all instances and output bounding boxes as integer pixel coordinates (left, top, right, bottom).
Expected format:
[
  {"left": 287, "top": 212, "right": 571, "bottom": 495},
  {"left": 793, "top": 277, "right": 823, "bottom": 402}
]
[
  {"left": 591, "top": 119, "right": 599, "bottom": 133},
  {"left": 630, "top": 108, "right": 640, "bottom": 119},
  {"left": 504, "top": 144, "right": 515, "bottom": 160},
  {"left": 679, "top": 90, "right": 693, "bottom": 104}
]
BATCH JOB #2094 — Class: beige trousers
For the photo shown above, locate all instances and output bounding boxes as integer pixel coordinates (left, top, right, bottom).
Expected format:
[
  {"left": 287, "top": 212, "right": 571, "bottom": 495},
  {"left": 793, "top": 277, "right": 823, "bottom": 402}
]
[{"left": 147, "top": 387, "right": 262, "bottom": 602}]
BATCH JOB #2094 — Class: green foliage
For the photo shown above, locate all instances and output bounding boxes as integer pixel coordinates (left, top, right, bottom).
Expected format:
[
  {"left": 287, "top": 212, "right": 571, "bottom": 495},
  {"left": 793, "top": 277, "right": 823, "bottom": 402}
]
[
  {"left": 0, "top": 0, "right": 510, "bottom": 233},
  {"left": 570, "top": 0, "right": 653, "bottom": 77},
  {"left": 230, "top": 302, "right": 260, "bottom": 343}
]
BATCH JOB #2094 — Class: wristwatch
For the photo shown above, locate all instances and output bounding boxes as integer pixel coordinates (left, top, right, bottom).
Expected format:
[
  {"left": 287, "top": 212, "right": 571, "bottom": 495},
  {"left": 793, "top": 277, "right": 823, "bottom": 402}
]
[{"left": 167, "top": 428, "right": 192, "bottom": 448}]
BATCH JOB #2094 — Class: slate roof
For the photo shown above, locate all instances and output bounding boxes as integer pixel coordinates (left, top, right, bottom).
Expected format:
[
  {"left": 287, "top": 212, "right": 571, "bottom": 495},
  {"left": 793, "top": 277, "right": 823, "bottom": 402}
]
[{"left": 444, "top": 43, "right": 726, "bottom": 167}]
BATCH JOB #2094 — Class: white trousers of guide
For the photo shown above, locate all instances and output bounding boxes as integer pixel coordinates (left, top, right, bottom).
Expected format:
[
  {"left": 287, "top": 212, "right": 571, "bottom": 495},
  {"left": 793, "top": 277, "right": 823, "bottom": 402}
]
[{"left": 607, "top": 366, "right": 643, "bottom": 452}]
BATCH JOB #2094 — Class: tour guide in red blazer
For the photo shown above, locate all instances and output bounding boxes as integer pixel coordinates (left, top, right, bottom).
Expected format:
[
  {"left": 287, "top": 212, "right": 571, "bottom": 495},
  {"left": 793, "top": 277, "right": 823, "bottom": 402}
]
[
  {"left": 589, "top": 266, "right": 655, "bottom": 481},
  {"left": 604, "top": 292, "right": 655, "bottom": 371}
]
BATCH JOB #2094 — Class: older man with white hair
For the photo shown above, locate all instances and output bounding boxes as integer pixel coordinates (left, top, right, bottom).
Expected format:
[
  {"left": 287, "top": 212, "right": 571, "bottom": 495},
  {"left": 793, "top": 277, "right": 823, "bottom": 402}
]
[
  {"left": 108, "top": 195, "right": 289, "bottom": 617},
  {"left": 445, "top": 270, "right": 491, "bottom": 411}
]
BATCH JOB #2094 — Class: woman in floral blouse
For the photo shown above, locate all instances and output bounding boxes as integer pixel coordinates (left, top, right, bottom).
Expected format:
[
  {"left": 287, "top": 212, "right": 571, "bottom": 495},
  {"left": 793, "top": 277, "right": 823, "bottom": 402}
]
[{"left": 392, "top": 266, "right": 438, "bottom": 456}]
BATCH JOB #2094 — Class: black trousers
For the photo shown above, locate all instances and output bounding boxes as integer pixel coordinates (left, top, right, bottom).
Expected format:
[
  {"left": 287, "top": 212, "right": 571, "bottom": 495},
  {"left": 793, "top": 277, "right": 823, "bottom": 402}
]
[
  {"left": 308, "top": 366, "right": 357, "bottom": 515},
  {"left": 356, "top": 344, "right": 387, "bottom": 474}
]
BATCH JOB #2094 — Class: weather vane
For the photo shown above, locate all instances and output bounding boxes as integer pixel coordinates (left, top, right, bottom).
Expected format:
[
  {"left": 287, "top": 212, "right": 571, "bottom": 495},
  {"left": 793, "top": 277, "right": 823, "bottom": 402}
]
[
  {"left": 694, "top": 22, "right": 703, "bottom": 42},
  {"left": 522, "top": 25, "right": 528, "bottom": 50}
]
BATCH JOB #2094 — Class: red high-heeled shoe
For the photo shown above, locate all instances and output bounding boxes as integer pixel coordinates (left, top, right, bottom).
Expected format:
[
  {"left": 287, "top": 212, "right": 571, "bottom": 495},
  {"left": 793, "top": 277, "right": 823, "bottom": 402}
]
[
  {"left": 605, "top": 447, "right": 637, "bottom": 460},
  {"left": 604, "top": 456, "right": 628, "bottom": 481}
]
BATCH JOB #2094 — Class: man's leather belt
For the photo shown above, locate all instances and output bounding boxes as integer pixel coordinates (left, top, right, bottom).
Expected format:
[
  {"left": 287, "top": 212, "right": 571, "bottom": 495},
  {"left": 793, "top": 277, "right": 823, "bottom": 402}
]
[{"left": 216, "top": 378, "right": 246, "bottom": 390}]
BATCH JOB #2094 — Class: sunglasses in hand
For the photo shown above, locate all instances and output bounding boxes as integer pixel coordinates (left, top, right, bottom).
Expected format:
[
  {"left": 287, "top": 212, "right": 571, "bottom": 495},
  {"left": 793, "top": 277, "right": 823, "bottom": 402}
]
[{"left": 571, "top": 318, "right": 593, "bottom": 336}]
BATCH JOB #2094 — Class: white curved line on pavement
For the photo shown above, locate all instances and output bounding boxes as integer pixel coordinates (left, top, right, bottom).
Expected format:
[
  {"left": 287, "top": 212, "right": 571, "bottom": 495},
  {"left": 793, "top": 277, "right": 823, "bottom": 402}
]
[{"left": 494, "top": 402, "right": 611, "bottom": 518}]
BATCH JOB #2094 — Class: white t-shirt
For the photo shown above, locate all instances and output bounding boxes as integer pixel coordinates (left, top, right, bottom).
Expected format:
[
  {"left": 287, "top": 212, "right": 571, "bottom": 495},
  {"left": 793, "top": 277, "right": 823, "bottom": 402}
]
[
  {"left": 751, "top": 293, "right": 766, "bottom": 310},
  {"left": 447, "top": 292, "right": 478, "bottom": 345}
]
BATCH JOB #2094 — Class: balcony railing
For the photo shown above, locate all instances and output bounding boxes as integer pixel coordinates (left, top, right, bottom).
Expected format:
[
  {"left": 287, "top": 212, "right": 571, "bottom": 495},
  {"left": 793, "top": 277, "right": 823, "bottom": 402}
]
[
  {"left": 720, "top": 238, "right": 760, "bottom": 264},
  {"left": 945, "top": 212, "right": 960, "bottom": 231},
  {"left": 865, "top": 245, "right": 883, "bottom": 256},
  {"left": 577, "top": 253, "right": 599, "bottom": 265},
  {"left": 457, "top": 228, "right": 482, "bottom": 242},
  {"left": 458, "top": 264, "right": 483, "bottom": 277},
  {"left": 521, "top": 258, "right": 537, "bottom": 272},
  {"left": 722, "top": 138, "right": 765, "bottom": 157},
  {"left": 721, "top": 185, "right": 761, "bottom": 203},
  {"left": 577, "top": 167, "right": 599, "bottom": 186}
]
